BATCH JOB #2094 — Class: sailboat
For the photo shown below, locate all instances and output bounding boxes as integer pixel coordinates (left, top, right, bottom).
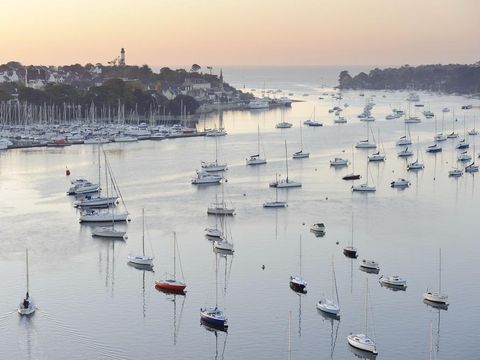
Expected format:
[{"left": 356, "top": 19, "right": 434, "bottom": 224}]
[
  {"left": 317, "top": 257, "right": 340, "bottom": 316},
  {"left": 91, "top": 151, "right": 127, "bottom": 238},
  {"left": 200, "top": 253, "right": 228, "bottom": 330},
  {"left": 407, "top": 136, "right": 425, "bottom": 170},
  {"left": 465, "top": 135, "right": 479, "bottom": 173},
  {"left": 368, "top": 130, "right": 385, "bottom": 162},
  {"left": 201, "top": 136, "right": 227, "bottom": 172},
  {"left": 347, "top": 278, "right": 378, "bottom": 355},
  {"left": 468, "top": 116, "right": 478, "bottom": 135},
  {"left": 352, "top": 159, "right": 376, "bottom": 192},
  {"left": 207, "top": 182, "right": 235, "bottom": 215},
  {"left": 155, "top": 232, "right": 186, "bottom": 293},
  {"left": 290, "top": 235, "right": 307, "bottom": 293},
  {"left": 246, "top": 125, "right": 267, "bottom": 165},
  {"left": 127, "top": 208, "right": 154, "bottom": 267},
  {"left": 79, "top": 151, "right": 129, "bottom": 223},
  {"left": 343, "top": 147, "right": 361, "bottom": 180},
  {"left": 213, "top": 216, "right": 234, "bottom": 254},
  {"left": 18, "top": 248, "right": 36, "bottom": 316},
  {"left": 74, "top": 145, "right": 117, "bottom": 208},
  {"left": 343, "top": 213, "right": 358, "bottom": 258},
  {"left": 434, "top": 113, "right": 447, "bottom": 142},
  {"left": 269, "top": 141, "right": 302, "bottom": 188},
  {"left": 396, "top": 123, "right": 412, "bottom": 146},
  {"left": 447, "top": 111, "right": 459, "bottom": 138},
  {"left": 292, "top": 121, "right": 310, "bottom": 159},
  {"left": 263, "top": 174, "right": 288, "bottom": 208},
  {"left": 355, "top": 122, "right": 377, "bottom": 149},
  {"left": 305, "top": 106, "right": 323, "bottom": 126},
  {"left": 423, "top": 248, "right": 449, "bottom": 306}
]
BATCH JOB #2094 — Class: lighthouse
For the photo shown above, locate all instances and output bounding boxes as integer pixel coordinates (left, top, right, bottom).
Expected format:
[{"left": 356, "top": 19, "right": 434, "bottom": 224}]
[{"left": 119, "top": 48, "right": 126, "bottom": 67}]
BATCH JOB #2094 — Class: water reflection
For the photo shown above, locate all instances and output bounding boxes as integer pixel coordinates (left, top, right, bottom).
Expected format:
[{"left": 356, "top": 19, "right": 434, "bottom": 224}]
[
  {"left": 127, "top": 263, "right": 154, "bottom": 318},
  {"left": 347, "top": 344, "right": 378, "bottom": 360},
  {"left": 318, "top": 309, "right": 340, "bottom": 359},
  {"left": 200, "top": 321, "right": 229, "bottom": 359},
  {"left": 156, "top": 288, "right": 186, "bottom": 345}
]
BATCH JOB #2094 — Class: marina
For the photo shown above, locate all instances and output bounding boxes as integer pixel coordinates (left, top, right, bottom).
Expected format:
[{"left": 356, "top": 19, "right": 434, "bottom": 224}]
[{"left": 1, "top": 83, "right": 479, "bottom": 359}]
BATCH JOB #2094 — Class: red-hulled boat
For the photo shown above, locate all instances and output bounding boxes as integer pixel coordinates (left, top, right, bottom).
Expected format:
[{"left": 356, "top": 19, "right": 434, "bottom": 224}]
[
  {"left": 155, "top": 232, "right": 187, "bottom": 294},
  {"left": 155, "top": 279, "right": 186, "bottom": 293}
]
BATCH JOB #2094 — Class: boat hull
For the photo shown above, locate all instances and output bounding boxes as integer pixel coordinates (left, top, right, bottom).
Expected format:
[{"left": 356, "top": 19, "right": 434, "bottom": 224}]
[
  {"left": 127, "top": 255, "right": 153, "bottom": 267},
  {"left": 155, "top": 280, "right": 186, "bottom": 293},
  {"left": 347, "top": 335, "right": 378, "bottom": 355}
]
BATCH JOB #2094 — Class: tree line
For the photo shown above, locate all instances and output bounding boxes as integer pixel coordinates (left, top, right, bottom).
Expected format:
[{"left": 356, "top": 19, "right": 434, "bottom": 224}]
[{"left": 338, "top": 63, "right": 480, "bottom": 94}]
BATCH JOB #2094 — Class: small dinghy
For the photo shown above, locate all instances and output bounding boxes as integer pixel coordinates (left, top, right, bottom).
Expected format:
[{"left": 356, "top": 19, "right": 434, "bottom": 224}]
[{"left": 390, "top": 178, "right": 410, "bottom": 188}]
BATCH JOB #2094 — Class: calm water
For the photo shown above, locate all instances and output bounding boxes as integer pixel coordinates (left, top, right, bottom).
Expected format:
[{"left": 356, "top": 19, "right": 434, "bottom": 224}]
[{"left": 1, "top": 74, "right": 480, "bottom": 359}]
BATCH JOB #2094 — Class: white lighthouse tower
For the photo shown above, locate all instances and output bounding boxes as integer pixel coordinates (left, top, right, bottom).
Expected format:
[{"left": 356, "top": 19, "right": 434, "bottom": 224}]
[{"left": 119, "top": 48, "right": 126, "bottom": 67}]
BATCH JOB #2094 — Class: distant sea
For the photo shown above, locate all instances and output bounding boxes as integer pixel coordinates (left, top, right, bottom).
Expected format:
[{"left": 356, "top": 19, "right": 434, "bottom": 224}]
[{"left": 153, "top": 65, "right": 384, "bottom": 91}]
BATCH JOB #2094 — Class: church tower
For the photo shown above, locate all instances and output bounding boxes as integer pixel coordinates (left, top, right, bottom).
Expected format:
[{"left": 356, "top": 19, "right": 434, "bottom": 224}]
[{"left": 219, "top": 68, "right": 224, "bottom": 91}]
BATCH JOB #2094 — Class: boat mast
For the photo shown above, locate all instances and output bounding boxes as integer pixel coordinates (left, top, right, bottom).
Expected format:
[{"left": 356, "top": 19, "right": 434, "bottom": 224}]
[
  {"left": 284, "top": 140, "right": 289, "bottom": 182},
  {"left": 299, "top": 121, "right": 303, "bottom": 152},
  {"left": 215, "top": 253, "right": 218, "bottom": 308},
  {"left": 352, "top": 146, "right": 355, "bottom": 173},
  {"left": 98, "top": 143, "right": 101, "bottom": 192},
  {"left": 257, "top": 124, "right": 260, "bottom": 155},
  {"left": 142, "top": 208, "right": 145, "bottom": 256},
  {"left": 26, "top": 248, "right": 29, "bottom": 296},
  {"left": 365, "top": 278, "right": 369, "bottom": 336},
  {"left": 351, "top": 212, "right": 354, "bottom": 248},
  {"left": 216, "top": 135, "right": 219, "bottom": 164},
  {"left": 333, "top": 256, "right": 340, "bottom": 306},
  {"left": 173, "top": 232, "right": 176, "bottom": 281},
  {"left": 288, "top": 311, "right": 292, "bottom": 360},
  {"left": 299, "top": 235, "right": 302, "bottom": 277},
  {"left": 275, "top": 174, "right": 279, "bottom": 202},
  {"left": 438, "top": 248, "right": 442, "bottom": 294}
]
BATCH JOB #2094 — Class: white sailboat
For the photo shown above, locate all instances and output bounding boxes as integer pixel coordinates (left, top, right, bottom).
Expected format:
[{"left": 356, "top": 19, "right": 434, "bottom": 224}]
[
  {"left": 207, "top": 183, "right": 235, "bottom": 215},
  {"left": 79, "top": 150, "right": 129, "bottom": 223},
  {"left": 347, "top": 278, "right": 378, "bottom": 355},
  {"left": 355, "top": 122, "right": 377, "bottom": 149},
  {"left": 127, "top": 208, "right": 154, "bottom": 267},
  {"left": 407, "top": 136, "right": 425, "bottom": 170},
  {"left": 74, "top": 145, "right": 117, "bottom": 208},
  {"left": 201, "top": 136, "right": 227, "bottom": 172},
  {"left": 18, "top": 248, "right": 36, "bottom": 316},
  {"left": 213, "top": 216, "right": 234, "bottom": 253},
  {"left": 246, "top": 125, "right": 267, "bottom": 165},
  {"left": 447, "top": 111, "right": 459, "bottom": 138},
  {"left": 352, "top": 159, "right": 376, "bottom": 192},
  {"left": 317, "top": 257, "right": 340, "bottom": 316},
  {"left": 423, "top": 248, "right": 449, "bottom": 306},
  {"left": 465, "top": 135, "right": 479, "bottom": 173},
  {"left": 292, "top": 121, "right": 309, "bottom": 159},
  {"left": 263, "top": 174, "right": 288, "bottom": 208},
  {"left": 270, "top": 140, "right": 302, "bottom": 188},
  {"left": 91, "top": 151, "right": 127, "bottom": 238},
  {"left": 368, "top": 130, "right": 385, "bottom": 162}
]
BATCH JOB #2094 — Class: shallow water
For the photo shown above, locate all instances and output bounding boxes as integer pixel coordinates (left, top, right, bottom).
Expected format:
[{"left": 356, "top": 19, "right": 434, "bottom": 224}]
[{"left": 1, "top": 83, "right": 479, "bottom": 359}]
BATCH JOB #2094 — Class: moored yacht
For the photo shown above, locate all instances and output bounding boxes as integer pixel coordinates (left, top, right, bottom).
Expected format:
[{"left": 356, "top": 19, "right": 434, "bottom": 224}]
[
  {"left": 379, "top": 275, "right": 407, "bottom": 289},
  {"left": 191, "top": 171, "right": 222, "bottom": 185}
]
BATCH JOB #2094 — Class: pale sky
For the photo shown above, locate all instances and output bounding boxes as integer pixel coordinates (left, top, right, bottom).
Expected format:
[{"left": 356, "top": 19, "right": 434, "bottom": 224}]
[{"left": 1, "top": 0, "right": 478, "bottom": 66}]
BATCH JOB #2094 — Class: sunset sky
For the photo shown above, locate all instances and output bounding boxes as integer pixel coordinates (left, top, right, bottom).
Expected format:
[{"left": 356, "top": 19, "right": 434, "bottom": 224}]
[{"left": 1, "top": 0, "right": 478, "bottom": 67}]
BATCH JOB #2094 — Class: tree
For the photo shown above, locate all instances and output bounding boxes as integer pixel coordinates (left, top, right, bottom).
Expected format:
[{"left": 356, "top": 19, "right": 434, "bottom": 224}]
[{"left": 190, "top": 64, "right": 201, "bottom": 73}]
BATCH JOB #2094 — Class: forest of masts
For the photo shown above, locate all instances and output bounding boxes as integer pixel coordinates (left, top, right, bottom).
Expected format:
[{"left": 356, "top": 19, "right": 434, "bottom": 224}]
[{"left": 0, "top": 101, "right": 195, "bottom": 127}]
